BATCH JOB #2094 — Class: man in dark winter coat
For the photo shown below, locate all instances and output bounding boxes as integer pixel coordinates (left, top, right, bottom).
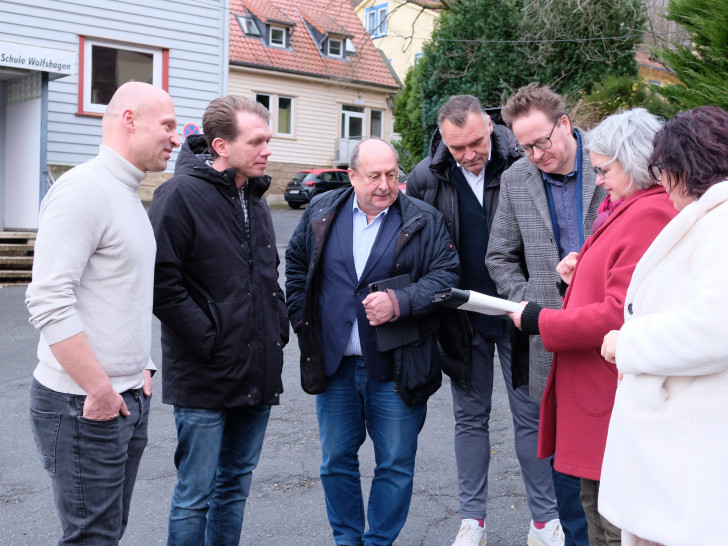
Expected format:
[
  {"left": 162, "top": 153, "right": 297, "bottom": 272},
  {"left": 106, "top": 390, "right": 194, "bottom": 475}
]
[
  {"left": 148, "top": 96, "right": 288, "bottom": 546},
  {"left": 407, "top": 95, "right": 561, "bottom": 546},
  {"left": 286, "top": 138, "right": 459, "bottom": 546}
]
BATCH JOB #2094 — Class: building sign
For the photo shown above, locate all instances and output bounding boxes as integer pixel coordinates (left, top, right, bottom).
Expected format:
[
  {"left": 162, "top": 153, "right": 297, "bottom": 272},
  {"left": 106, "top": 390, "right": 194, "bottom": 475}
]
[{"left": 0, "top": 40, "right": 75, "bottom": 75}]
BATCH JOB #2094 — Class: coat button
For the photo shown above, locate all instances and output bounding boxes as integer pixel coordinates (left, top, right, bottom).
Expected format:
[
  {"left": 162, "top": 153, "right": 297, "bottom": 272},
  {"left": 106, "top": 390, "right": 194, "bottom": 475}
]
[
  {"left": 272, "top": 292, "right": 277, "bottom": 296},
  {"left": 627, "top": 303, "right": 633, "bottom": 315}
]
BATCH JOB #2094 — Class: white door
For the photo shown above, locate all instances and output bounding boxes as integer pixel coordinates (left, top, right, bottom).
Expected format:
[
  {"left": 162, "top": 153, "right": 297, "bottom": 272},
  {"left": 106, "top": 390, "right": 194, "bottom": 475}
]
[{"left": 339, "top": 105, "right": 365, "bottom": 164}]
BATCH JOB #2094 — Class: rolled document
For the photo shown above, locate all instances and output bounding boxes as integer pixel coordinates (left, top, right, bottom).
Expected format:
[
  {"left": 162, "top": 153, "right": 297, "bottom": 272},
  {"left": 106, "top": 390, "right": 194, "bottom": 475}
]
[{"left": 432, "top": 288, "right": 522, "bottom": 316}]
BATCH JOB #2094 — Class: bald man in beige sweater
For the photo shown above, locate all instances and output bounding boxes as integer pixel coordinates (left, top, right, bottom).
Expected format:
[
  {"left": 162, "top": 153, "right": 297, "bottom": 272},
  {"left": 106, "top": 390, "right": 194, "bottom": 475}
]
[{"left": 25, "top": 82, "right": 180, "bottom": 544}]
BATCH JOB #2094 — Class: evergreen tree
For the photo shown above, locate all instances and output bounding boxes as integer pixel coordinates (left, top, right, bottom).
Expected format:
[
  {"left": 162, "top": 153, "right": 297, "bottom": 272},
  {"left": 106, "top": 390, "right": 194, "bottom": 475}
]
[
  {"left": 393, "top": 64, "right": 426, "bottom": 173},
  {"left": 655, "top": 0, "right": 728, "bottom": 110},
  {"left": 417, "top": 0, "right": 527, "bottom": 139},
  {"left": 520, "top": 0, "right": 645, "bottom": 95}
]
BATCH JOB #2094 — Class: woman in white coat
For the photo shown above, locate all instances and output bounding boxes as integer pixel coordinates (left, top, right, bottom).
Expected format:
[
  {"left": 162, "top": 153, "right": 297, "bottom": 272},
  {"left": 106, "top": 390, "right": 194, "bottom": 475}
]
[{"left": 600, "top": 105, "right": 728, "bottom": 546}]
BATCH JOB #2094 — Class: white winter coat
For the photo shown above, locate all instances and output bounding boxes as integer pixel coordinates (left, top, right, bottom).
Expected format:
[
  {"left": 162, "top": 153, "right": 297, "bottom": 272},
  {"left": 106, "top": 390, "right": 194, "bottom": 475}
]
[{"left": 599, "top": 180, "right": 728, "bottom": 545}]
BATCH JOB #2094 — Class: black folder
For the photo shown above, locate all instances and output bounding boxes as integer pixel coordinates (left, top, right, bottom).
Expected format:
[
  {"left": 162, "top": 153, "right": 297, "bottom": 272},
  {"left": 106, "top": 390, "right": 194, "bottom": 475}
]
[{"left": 368, "top": 274, "right": 420, "bottom": 352}]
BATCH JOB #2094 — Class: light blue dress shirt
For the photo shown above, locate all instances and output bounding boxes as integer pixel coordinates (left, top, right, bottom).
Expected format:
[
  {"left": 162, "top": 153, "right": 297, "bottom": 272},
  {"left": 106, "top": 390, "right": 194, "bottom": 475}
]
[{"left": 343, "top": 198, "right": 389, "bottom": 356}]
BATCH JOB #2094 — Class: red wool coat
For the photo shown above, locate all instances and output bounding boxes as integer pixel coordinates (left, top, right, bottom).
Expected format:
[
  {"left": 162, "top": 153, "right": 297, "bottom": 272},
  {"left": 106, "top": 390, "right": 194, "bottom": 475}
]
[{"left": 536, "top": 185, "right": 677, "bottom": 480}]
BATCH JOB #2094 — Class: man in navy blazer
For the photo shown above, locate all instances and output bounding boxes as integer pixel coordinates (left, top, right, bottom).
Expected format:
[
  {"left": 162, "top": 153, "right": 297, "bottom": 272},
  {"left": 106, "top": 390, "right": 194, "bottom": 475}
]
[{"left": 286, "top": 138, "right": 460, "bottom": 546}]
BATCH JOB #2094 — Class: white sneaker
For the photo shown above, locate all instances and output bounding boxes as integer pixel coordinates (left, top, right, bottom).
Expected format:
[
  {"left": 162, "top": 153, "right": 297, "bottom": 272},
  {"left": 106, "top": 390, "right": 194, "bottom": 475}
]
[
  {"left": 527, "top": 519, "right": 565, "bottom": 546},
  {"left": 452, "top": 518, "right": 487, "bottom": 546}
]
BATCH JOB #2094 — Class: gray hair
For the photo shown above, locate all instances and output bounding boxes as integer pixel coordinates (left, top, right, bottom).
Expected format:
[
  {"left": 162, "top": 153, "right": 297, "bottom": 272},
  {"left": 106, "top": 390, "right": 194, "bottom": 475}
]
[
  {"left": 584, "top": 108, "right": 663, "bottom": 191},
  {"left": 349, "top": 137, "right": 399, "bottom": 170},
  {"left": 437, "top": 95, "right": 489, "bottom": 128}
]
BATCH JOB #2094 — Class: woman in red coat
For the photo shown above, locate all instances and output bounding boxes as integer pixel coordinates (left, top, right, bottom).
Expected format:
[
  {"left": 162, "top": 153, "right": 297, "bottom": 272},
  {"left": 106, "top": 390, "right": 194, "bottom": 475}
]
[{"left": 507, "top": 108, "right": 677, "bottom": 546}]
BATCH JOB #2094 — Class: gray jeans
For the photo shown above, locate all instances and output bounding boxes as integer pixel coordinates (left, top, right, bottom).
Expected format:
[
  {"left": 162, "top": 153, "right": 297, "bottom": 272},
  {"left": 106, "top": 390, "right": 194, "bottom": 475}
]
[
  {"left": 29, "top": 378, "right": 150, "bottom": 545},
  {"left": 451, "top": 329, "right": 558, "bottom": 521}
]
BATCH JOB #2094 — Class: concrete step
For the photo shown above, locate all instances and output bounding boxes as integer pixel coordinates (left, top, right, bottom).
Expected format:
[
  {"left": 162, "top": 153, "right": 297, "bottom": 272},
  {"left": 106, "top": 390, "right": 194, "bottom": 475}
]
[
  {"left": 0, "top": 269, "right": 32, "bottom": 283},
  {"left": 0, "top": 256, "right": 34, "bottom": 269},
  {"left": 0, "top": 231, "right": 36, "bottom": 243},
  {"left": 0, "top": 242, "right": 34, "bottom": 256}
]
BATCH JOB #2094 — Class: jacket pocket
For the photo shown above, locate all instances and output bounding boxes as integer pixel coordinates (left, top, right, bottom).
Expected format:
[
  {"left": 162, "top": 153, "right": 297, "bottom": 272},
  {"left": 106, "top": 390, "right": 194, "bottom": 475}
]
[
  {"left": 395, "top": 329, "right": 442, "bottom": 406},
  {"left": 565, "top": 349, "right": 618, "bottom": 417},
  {"left": 208, "top": 298, "right": 252, "bottom": 366}
]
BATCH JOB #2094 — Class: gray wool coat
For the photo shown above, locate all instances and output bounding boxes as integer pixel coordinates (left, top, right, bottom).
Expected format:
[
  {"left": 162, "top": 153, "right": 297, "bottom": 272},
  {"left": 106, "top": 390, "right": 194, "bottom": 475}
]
[{"left": 485, "top": 128, "right": 606, "bottom": 401}]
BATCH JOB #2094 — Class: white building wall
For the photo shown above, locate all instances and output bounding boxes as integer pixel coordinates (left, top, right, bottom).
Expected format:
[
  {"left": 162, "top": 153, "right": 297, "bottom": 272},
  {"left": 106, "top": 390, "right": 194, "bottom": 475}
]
[
  {"left": 4, "top": 77, "right": 41, "bottom": 229},
  {"left": 0, "top": 0, "right": 229, "bottom": 171},
  {"left": 228, "top": 66, "right": 394, "bottom": 166}
]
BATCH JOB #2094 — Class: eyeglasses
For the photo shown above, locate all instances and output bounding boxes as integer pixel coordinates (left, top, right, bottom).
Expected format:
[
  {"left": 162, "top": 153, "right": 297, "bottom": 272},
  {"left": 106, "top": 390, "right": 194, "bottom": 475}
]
[
  {"left": 593, "top": 157, "right": 618, "bottom": 179},
  {"left": 516, "top": 119, "right": 560, "bottom": 157},
  {"left": 648, "top": 163, "right": 663, "bottom": 182},
  {"left": 354, "top": 170, "right": 399, "bottom": 185}
]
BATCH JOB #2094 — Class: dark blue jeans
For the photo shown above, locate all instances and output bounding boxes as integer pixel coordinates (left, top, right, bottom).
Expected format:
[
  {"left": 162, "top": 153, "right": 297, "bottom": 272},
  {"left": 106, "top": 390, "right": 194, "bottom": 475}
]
[
  {"left": 316, "top": 356, "right": 427, "bottom": 546},
  {"left": 167, "top": 404, "right": 271, "bottom": 546},
  {"left": 552, "top": 467, "right": 589, "bottom": 546},
  {"left": 29, "top": 378, "right": 150, "bottom": 545}
]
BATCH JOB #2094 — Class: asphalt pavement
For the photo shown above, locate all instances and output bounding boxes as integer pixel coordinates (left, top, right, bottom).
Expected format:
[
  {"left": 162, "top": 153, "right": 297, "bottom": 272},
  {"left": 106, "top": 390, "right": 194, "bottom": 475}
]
[{"left": 0, "top": 206, "right": 532, "bottom": 545}]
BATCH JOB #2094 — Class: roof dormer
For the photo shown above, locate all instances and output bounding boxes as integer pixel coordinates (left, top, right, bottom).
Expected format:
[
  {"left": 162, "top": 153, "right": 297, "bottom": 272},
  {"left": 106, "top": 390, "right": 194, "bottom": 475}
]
[
  {"left": 238, "top": 0, "right": 296, "bottom": 50},
  {"left": 298, "top": 8, "right": 354, "bottom": 60}
]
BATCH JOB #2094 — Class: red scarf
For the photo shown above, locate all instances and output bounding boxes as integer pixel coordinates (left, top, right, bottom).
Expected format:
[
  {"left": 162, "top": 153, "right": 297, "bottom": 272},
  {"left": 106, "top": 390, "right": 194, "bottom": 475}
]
[{"left": 592, "top": 196, "right": 624, "bottom": 232}]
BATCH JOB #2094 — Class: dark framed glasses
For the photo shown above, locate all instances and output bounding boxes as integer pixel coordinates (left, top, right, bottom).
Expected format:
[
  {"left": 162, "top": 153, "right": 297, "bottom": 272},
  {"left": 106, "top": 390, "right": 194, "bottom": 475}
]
[
  {"left": 648, "top": 163, "right": 663, "bottom": 182},
  {"left": 515, "top": 119, "right": 559, "bottom": 158}
]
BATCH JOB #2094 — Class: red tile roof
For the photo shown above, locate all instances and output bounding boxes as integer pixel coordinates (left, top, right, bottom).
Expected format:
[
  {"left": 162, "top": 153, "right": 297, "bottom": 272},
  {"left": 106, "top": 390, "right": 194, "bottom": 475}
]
[
  {"left": 635, "top": 52, "right": 669, "bottom": 73},
  {"left": 230, "top": 0, "right": 399, "bottom": 90},
  {"left": 299, "top": 8, "right": 353, "bottom": 39}
]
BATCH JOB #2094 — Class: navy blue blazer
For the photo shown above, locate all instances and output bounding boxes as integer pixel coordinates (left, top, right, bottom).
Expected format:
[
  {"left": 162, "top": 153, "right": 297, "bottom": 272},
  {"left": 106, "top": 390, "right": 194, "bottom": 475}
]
[{"left": 318, "top": 194, "right": 402, "bottom": 380}]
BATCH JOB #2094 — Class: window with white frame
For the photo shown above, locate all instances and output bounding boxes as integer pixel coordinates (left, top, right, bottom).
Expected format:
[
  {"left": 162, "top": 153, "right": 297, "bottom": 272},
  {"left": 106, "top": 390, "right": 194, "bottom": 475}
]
[
  {"left": 255, "top": 93, "right": 271, "bottom": 111},
  {"left": 237, "top": 15, "right": 261, "bottom": 37},
  {"left": 328, "top": 38, "right": 343, "bottom": 58},
  {"left": 79, "top": 37, "right": 164, "bottom": 114},
  {"left": 269, "top": 26, "right": 286, "bottom": 48},
  {"left": 255, "top": 93, "right": 272, "bottom": 129},
  {"left": 366, "top": 4, "right": 388, "bottom": 38},
  {"left": 370, "top": 109, "right": 383, "bottom": 138},
  {"left": 255, "top": 93, "right": 294, "bottom": 137},
  {"left": 277, "top": 96, "right": 293, "bottom": 136}
]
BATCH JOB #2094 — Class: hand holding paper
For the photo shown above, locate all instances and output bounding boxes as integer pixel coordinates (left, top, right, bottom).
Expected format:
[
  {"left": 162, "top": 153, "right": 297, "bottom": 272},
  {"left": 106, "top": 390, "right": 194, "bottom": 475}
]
[
  {"left": 506, "top": 301, "right": 529, "bottom": 329},
  {"left": 432, "top": 288, "right": 523, "bottom": 316}
]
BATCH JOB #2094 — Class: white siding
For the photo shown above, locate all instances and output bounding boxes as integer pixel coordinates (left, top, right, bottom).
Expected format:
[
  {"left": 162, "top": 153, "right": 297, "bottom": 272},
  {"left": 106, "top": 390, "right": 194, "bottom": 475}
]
[
  {"left": 0, "top": 0, "right": 229, "bottom": 170},
  {"left": 228, "top": 67, "right": 393, "bottom": 166}
]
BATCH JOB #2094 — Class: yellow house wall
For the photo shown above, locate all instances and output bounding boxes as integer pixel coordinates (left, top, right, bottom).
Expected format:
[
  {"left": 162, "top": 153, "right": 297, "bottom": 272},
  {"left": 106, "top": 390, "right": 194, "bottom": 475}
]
[{"left": 356, "top": 0, "right": 437, "bottom": 82}]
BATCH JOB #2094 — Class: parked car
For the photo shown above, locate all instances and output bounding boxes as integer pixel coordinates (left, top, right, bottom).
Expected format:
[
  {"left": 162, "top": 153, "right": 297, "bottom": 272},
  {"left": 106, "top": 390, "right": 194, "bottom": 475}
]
[
  {"left": 398, "top": 167, "right": 407, "bottom": 195},
  {"left": 284, "top": 169, "right": 350, "bottom": 209}
]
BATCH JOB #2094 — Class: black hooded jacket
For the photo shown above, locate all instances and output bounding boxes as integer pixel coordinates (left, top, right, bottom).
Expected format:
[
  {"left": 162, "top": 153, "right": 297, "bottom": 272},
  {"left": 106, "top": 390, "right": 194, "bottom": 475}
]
[
  {"left": 148, "top": 134, "right": 288, "bottom": 408},
  {"left": 406, "top": 123, "right": 522, "bottom": 391}
]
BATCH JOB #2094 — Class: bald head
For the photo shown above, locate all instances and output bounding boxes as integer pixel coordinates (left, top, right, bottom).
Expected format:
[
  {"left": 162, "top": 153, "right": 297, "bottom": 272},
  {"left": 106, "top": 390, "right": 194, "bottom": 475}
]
[
  {"left": 102, "top": 82, "right": 180, "bottom": 172},
  {"left": 348, "top": 138, "right": 400, "bottom": 219}
]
